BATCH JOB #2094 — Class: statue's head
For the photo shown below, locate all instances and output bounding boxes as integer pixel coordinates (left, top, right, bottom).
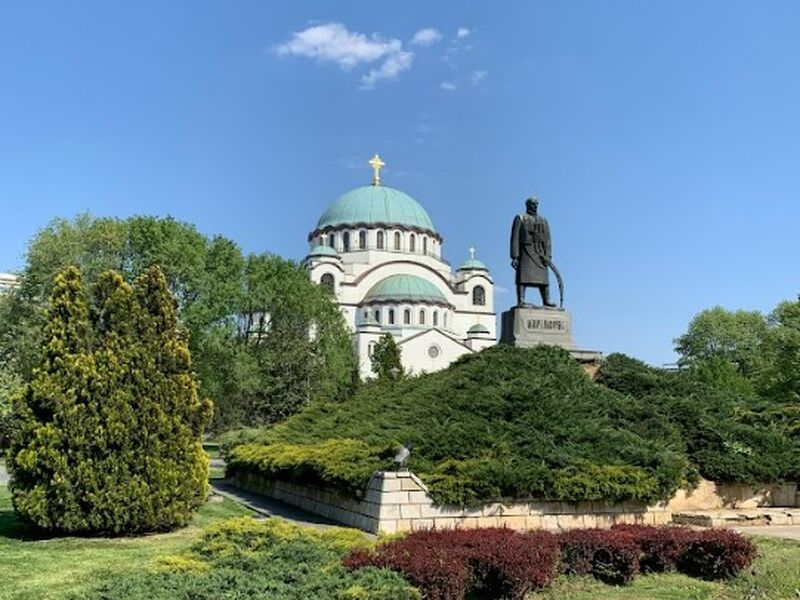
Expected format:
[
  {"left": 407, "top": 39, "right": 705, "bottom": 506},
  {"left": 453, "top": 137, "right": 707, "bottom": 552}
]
[{"left": 525, "top": 197, "right": 539, "bottom": 214}]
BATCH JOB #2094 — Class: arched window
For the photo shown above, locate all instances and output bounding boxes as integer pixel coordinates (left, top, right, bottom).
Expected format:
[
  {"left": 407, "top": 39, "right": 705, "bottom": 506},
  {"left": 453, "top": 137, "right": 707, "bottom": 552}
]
[
  {"left": 403, "top": 309, "right": 411, "bottom": 324},
  {"left": 320, "top": 273, "right": 335, "bottom": 293},
  {"left": 419, "top": 309, "right": 426, "bottom": 325},
  {"left": 374, "top": 309, "right": 381, "bottom": 323},
  {"left": 359, "top": 230, "right": 366, "bottom": 250},
  {"left": 410, "top": 234, "right": 416, "bottom": 253},
  {"left": 433, "top": 310, "right": 439, "bottom": 327},
  {"left": 377, "top": 231, "right": 385, "bottom": 249},
  {"left": 394, "top": 232, "right": 401, "bottom": 250},
  {"left": 328, "top": 234, "right": 335, "bottom": 248},
  {"left": 443, "top": 312, "right": 448, "bottom": 329},
  {"left": 473, "top": 285, "right": 486, "bottom": 306},
  {"left": 423, "top": 237, "right": 428, "bottom": 255},
  {"left": 388, "top": 309, "right": 395, "bottom": 325},
  {"left": 342, "top": 231, "right": 351, "bottom": 252}
]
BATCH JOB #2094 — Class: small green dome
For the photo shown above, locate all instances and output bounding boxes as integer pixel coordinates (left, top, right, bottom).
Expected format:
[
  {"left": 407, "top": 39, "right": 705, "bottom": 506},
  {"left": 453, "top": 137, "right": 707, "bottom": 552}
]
[
  {"left": 307, "top": 245, "right": 339, "bottom": 257},
  {"left": 467, "top": 323, "right": 490, "bottom": 335},
  {"left": 363, "top": 274, "right": 449, "bottom": 305},
  {"left": 316, "top": 186, "right": 436, "bottom": 233},
  {"left": 458, "top": 258, "right": 488, "bottom": 271}
]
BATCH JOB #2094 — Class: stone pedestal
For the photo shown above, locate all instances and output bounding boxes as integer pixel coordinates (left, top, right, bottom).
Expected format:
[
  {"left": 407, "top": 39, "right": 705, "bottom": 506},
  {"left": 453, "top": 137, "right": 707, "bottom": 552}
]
[{"left": 500, "top": 306, "right": 575, "bottom": 349}]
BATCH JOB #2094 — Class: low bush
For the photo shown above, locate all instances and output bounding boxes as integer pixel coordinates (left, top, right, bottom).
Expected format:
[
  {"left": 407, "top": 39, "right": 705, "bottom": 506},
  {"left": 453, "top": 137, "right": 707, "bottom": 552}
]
[
  {"left": 344, "top": 527, "right": 559, "bottom": 600},
  {"left": 558, "top": 528, "right": 640, "bottom": 585},
  {"left": 226, "top": 439, "right": 395, "bottom": 495},
  {"left": 611, "top": 524, "right": 695, "bottom": 573},
  {"left": 677, "top": 528, "right": 757, "bottom": 580},
  {"left": 72, "top": 517, "right": 419, "bottom": 600}
]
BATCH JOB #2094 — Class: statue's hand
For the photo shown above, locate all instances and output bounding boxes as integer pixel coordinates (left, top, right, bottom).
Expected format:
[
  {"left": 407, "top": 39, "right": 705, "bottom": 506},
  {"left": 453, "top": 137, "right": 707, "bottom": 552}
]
[{"left": 511, "top": 259, "right": 518, "bottom": 269}]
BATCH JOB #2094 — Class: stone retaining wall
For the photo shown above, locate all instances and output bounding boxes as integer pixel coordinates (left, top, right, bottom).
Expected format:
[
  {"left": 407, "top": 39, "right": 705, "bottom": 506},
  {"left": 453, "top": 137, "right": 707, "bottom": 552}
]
[{"left": 233, "top": 470, "right": 797, "bottom": 535}]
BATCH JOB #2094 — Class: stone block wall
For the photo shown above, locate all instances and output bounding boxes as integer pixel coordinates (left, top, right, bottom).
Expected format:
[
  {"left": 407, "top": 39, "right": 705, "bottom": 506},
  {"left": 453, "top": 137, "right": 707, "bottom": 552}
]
[{"left": 233, "top": 470, "right": 798, "bottom": 535}]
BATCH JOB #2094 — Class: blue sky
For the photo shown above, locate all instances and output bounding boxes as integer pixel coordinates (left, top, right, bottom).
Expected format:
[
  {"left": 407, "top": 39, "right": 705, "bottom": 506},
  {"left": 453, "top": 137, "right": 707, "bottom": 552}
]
[{"left": 1, "top": 1, "right": 799, "bottom": 365}]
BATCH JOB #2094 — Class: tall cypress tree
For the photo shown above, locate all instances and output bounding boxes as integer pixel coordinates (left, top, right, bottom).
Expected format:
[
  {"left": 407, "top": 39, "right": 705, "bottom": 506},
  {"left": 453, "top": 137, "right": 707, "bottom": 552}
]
[{"left": 9, "top": 265, "right": 212, "bottom": 534}]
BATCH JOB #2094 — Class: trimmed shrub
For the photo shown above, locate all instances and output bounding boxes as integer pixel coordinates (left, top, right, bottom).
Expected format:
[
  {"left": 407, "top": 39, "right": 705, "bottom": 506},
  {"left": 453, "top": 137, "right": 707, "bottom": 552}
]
[
  {"left": 344, "top": 527, "right": 559, "bottom": 600},
  {"left": 677, "top": 528, "right": 757, "bottom": 580},
  {"left": 8, "top": 266, "right": 212, "bottom": 534},
  {"left": 611, "top": 524, "right": 695, "bottom": 573},
  {"left": 72, "top": 517, "right": 420, "bottom": 600},
  {"left": 558, "top": 528, "right": 640, "bottom": 585}
]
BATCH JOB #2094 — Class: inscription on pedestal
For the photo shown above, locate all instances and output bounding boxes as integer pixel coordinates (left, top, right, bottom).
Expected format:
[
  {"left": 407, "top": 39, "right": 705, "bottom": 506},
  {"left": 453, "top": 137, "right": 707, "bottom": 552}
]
[{"left": 500, "top": 307, "right": 575, "bottom": 350}]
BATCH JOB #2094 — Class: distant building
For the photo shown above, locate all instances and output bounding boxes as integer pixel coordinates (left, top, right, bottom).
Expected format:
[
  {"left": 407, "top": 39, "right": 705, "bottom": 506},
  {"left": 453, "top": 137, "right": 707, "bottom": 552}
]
[
  {"left": 0, "top": 272, "right": 19, "bottom": 294},
  {"left": 304, "top": 155, "right": 496, "bottom": 378}
]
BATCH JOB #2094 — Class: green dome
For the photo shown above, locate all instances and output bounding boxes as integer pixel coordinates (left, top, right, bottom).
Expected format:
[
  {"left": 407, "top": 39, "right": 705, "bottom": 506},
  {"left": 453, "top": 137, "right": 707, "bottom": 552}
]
[
  {"left": 458, "top": 258, "right": 488, "bottom": 271},
  {"left": 467, "top": 323, "right": 490, "bottom": 335},
  {"left": 363, "top": 274, "right": 449, "bottom": 305},
  {"left": 316, "top": 186, "right": 436, "bottom": 233},
  {"left": 307, "top": 245, "right": 339, "bottom": 257}
]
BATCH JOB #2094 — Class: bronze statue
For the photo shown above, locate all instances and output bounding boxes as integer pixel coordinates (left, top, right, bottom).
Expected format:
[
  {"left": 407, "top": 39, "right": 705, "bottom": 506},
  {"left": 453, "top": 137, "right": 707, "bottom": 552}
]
[{"left": 510, "top": 197, "right": 563, "bottom": 308}]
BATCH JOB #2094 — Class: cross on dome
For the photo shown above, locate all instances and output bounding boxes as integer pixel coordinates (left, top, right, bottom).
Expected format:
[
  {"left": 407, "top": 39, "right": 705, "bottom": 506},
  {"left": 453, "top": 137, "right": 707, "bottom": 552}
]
[
  {"left": 469, "top": 246, "right": 476, "bottom": 260},
  {"left": 368, "top": 154, "right": 385, "bottom": 186}
]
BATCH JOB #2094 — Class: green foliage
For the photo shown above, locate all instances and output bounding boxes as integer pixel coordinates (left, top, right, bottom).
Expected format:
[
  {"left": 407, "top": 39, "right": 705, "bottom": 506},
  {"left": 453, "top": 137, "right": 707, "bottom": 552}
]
[
  {"left": 370, "top": 334, "right": 403, "bottom": 380},
  {"left": 597, "top": 353, "right": 799, "bottom": 485},
  {"left": 70, "top": 517, "right": 419, "bottom": 600},
  {"left": 227, "top": 440, "right": 395, "bottom": 495},
  {"left": 8, "top": 266, "right": 212, "bottom": 534},
  {"left": 0, "top": 214, "right": 358, "bottom": 433},
  {"left": 674, "top": 306, "right": 769, "bottom": 377},
  {"left": 0, "top": 362, "right": 22, "bottom": 450},
  {"left": 226, "top": 346, "right": 694, "bottom": 505}
]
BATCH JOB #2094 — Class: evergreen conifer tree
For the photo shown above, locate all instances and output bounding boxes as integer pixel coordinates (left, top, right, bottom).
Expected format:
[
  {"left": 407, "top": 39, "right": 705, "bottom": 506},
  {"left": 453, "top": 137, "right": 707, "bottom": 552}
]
[
  {"left": 9, "top": 265, "right": 212, "bottom": 534},
  {"left": 370, "top": 333, "right": 404, "bottom": 380}
]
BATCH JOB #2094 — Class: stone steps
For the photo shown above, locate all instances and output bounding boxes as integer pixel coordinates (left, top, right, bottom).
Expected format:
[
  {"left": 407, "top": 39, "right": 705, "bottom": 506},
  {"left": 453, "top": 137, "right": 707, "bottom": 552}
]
[{"left": 672, "top": 508, "right": 800, "bottom": 528}]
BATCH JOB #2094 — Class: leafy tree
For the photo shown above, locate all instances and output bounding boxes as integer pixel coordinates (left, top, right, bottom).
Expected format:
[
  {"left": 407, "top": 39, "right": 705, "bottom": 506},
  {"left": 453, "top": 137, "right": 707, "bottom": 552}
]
[
  {"left": 0, "top": 214, "right": 358, "bottom": 433},
  {"left": 759, "top": 297, "right": 800, "bottom": 403},
  {"left": 199, "top": 254, "right": 358, "bottom": 430},
  {"left": 674, "top": 307, "right": 769, "bottom": 378},
  {"left": 8, "top": 266, "right": 212, "bottom": 534},
  {"left": 370, "top": 334, "right": 403, "bottom": 380}
]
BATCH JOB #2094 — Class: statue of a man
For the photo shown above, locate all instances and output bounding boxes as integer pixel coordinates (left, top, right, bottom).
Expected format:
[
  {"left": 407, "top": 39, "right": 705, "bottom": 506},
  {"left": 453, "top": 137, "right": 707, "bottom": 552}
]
[{"left": 510, "top": 197, "right": 556, "bottom": 308}]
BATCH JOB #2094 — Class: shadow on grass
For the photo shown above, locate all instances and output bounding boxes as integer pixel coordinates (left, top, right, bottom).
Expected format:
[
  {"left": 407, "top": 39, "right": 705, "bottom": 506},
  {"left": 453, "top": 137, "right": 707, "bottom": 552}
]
[{"left": 0, "top": 502, "right": 58, "bottom": 541}]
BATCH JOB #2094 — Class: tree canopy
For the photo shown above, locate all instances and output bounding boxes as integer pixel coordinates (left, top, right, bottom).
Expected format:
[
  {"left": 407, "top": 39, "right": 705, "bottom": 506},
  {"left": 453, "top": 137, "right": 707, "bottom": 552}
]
[{"left": 0, "top": 214, "right": 357, "bottom": 433}]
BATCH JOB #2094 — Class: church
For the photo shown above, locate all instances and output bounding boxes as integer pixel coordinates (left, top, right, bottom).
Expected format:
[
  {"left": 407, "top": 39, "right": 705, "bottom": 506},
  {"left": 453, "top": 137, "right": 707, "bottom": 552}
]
[{"left": 304, "top": 155, "right": 496, "bottom": 378}]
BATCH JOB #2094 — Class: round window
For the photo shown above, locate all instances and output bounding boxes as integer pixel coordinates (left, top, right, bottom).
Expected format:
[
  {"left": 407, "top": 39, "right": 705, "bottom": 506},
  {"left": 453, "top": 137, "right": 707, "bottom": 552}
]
[{"left": 428, "top": 344, "right": 441, "bottom": 359}]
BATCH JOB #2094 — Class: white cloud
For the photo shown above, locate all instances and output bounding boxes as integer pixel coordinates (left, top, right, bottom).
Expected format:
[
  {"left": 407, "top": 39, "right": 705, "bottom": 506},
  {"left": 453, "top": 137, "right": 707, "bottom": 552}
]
[
  {"left": 440, "top": 81, "right": 457, "bottom": 91},
  {"left": 470, "top": 69, "right": 488, "bottom": 85},
  {"left": 411, "top": 28, "right": 442, "bottom": 46},
  {"left": 275, "top": 23, "right": 399, "bottom": 69},
  {"left": 361, "top": 50, "right": 414, "bottom": 89},
  {"left": 456, "top": 27, "right": 471, "bottom": 39}
]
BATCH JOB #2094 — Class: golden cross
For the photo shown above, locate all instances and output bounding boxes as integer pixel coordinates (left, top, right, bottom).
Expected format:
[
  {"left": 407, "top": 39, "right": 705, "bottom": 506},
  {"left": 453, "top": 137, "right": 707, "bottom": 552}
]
[{"left": 369, "top": 154, "right": 385, "bottom": 186}]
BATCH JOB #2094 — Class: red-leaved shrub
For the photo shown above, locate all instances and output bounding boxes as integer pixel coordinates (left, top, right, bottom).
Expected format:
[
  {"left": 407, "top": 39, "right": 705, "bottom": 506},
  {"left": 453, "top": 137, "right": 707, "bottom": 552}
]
[
  {"left": 558, "top": 528, "right": 640, "bottom": 585},
  {"left": 611, "top": 524, "right": 695, "bottom": 573},
  {"left": 343, "top": 527, "right": 559, "bottom": 600},
  {"left": 677, "top": 529, "right": 757, "bottom": 580}
]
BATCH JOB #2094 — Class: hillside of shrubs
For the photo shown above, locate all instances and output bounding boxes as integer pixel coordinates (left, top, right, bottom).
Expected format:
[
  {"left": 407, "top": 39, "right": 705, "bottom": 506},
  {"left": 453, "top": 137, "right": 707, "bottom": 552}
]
[{"left": 225, "top": 345, "right": 800, "bottom": 505}]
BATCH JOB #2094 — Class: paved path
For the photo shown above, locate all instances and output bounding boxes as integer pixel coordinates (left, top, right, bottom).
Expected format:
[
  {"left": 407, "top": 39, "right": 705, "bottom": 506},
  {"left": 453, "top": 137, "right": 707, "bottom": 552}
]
[
  {"left": 738, "top": 526, "right": 800, "bottom": 541},
  {"left": 210, "top": 479, "right": 357, "bottom": 533}
]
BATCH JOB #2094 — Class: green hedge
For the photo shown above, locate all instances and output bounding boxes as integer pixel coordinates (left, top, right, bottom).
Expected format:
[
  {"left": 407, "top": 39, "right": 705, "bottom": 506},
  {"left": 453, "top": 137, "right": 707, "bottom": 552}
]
[{"left": 225, "top": 346, "right": 696, "bottom": 505}]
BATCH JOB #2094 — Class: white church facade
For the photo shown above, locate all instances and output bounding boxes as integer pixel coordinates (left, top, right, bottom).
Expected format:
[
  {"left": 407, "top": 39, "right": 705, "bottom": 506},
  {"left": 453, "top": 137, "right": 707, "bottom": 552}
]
[{"left": 304, "top": 155, "right": 496, "bottom": 378}]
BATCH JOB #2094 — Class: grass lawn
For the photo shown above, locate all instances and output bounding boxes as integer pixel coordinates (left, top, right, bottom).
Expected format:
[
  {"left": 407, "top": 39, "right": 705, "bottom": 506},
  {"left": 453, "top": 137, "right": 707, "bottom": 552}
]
[
  {"left": 536, "top": 535, "right": 800, "bottom": 600},
  {"left": 0, "top": 483, "right": 252, "bottom": 600}
]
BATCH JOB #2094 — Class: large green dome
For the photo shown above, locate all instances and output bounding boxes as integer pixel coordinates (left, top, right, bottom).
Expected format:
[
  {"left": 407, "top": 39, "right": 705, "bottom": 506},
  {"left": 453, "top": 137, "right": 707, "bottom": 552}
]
[
  {"left": 363, "top": 274, "right": 449, "bottom": 305},
  {"left": 316, "top": 186, "right": 436, "bottom": 233}
]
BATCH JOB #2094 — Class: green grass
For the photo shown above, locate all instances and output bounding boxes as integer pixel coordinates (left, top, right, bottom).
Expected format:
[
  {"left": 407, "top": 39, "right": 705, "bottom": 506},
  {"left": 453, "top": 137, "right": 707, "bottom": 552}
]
[
  {"left": 0, "top": 483, "right": 252, "bottom": 600},
  {"left": 534, "top": 535, "right": 800, "bottom": 600}
]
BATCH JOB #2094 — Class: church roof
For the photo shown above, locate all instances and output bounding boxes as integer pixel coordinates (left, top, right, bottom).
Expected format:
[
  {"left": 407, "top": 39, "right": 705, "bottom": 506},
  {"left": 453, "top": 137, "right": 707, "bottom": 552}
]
[
  {"left": 363, "top": 274, "right": 449, "bottom": 305},
  {"left": 316, "top": 185, "right": 436, "bottom": 233},
  {"left": 458, "top": 258, "right": 488, "bottom": 271},
  {"left": 306, "top": 244, "right": 340, "bottom": 257},
  {"left": 467, "top": 323, "right": 491, "bottom": 335}
]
